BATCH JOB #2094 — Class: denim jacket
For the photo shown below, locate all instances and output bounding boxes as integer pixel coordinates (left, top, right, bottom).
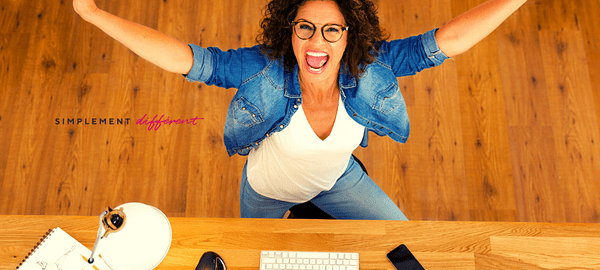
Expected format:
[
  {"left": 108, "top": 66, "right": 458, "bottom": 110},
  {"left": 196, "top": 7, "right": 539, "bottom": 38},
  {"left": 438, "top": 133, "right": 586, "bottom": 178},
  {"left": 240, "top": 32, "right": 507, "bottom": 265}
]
[{"left": 184, "top": 29, "right": 448, "bottom": 156}]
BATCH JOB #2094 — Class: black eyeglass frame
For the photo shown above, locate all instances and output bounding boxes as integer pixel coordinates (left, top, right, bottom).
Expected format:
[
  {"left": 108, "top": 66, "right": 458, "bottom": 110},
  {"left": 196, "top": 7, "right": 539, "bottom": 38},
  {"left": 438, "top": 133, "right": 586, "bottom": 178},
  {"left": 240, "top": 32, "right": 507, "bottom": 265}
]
[{"left": 290, "top": 20, "right": 350, "bottom": 43}]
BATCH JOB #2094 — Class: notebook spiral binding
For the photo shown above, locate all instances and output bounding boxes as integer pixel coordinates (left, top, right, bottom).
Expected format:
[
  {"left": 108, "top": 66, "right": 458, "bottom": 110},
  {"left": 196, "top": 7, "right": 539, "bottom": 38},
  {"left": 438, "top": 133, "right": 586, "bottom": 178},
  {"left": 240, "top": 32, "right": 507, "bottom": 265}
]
[{"left": 17, "top": 228, "right": 54, "bottom": 269}]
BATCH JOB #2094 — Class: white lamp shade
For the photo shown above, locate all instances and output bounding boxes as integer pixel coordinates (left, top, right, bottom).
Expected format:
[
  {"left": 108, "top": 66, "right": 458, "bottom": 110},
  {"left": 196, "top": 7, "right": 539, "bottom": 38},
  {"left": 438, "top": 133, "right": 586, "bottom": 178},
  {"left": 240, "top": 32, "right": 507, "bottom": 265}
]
[{"left": 99, "top": 202, "right": 172, "bottom": 270}]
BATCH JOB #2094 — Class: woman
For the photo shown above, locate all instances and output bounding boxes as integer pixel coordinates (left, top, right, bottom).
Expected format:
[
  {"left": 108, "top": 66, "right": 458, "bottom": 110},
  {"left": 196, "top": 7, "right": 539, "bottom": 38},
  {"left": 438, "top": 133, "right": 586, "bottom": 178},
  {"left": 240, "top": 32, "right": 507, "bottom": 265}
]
[{"left": 73, "top": 0, "right": 527, "bottom": 219}]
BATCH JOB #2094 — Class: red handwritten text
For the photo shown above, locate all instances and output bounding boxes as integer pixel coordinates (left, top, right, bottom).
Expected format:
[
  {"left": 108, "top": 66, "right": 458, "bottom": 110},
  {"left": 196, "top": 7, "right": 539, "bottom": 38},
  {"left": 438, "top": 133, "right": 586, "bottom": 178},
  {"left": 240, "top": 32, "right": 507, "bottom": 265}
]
[{"left": 136, "top": 114, "right": 203, "bottom": 131}]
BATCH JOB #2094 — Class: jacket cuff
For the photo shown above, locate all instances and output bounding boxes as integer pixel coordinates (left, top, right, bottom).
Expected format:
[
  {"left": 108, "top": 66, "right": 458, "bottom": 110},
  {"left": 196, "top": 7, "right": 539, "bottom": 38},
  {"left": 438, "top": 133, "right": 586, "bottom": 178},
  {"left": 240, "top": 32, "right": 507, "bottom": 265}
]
[
  {"left": 182, "top": 44, "right": 213, "bottom": 83},
  {"left": 421, "top": 28, "right": 450, "bottom": 66}
]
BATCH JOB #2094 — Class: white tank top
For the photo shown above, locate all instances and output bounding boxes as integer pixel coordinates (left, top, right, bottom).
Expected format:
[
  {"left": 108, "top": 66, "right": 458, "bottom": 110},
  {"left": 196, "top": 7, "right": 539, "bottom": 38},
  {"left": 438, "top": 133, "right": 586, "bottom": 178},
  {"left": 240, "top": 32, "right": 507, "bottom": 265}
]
[{"left": 247, "top": 94, "right": 365, "bottom": 203}]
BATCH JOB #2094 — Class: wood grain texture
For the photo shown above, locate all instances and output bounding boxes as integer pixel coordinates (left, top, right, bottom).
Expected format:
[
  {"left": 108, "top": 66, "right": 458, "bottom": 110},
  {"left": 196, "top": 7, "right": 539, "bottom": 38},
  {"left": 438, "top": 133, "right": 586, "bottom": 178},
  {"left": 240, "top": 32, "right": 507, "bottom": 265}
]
[
  {"left": 1, "top": 0, "right": 599, "bottom": 223},
  {"left": 1, "top": 216, "right": 600, "bottom": 270}
]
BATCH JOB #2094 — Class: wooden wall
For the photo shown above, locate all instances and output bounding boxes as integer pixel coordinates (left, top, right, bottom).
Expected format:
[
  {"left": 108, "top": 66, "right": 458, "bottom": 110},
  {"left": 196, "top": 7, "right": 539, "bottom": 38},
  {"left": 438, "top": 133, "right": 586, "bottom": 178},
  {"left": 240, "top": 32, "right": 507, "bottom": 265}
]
[{"left": 1, "top": 0, "right": 599, "bottom": 223}]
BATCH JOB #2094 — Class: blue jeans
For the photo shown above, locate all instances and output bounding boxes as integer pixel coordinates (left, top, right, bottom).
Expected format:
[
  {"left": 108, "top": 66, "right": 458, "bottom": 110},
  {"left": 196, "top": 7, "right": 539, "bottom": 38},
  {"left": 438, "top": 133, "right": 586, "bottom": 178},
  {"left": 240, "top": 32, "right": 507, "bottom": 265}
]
[{"left": 240, "top": 156, "right": 408, "bottom": 220}]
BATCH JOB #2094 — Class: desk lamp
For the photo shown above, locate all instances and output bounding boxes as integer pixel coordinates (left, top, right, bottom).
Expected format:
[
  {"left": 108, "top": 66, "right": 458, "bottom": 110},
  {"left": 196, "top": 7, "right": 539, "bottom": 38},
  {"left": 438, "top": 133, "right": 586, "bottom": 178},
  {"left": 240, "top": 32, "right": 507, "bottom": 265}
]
[{"left": 88, "top": 202, "right": 172, "bottom": 270}]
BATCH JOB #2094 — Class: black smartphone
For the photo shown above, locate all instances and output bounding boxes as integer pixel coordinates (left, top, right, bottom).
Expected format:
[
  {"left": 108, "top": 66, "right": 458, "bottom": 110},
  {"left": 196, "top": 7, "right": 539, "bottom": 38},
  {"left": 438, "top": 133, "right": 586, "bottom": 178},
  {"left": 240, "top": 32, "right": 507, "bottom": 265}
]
[{"left": 386, "top": 244, "right": 426, "bottom": 270}]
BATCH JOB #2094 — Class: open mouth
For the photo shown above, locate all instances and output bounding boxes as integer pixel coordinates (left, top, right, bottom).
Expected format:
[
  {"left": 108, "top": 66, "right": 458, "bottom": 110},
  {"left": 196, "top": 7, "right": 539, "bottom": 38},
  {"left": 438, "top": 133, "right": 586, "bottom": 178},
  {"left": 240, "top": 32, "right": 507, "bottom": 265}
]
[{"left": 305, "top": 51, "right": 329, "bottom": 72}]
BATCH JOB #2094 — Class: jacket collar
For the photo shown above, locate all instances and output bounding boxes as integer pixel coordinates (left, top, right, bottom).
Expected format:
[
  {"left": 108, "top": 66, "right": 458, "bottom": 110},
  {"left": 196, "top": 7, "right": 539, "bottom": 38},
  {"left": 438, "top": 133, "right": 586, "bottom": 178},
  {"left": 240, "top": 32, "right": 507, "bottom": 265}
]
[
  {"left": 284, "top": 65, "right": 357, "bottom": 99},
  {"left": 284, "top": 66, "right": 302, "bottom": 98},
  {"left": 339, "top": 71, "right": 357, "bottom": 89}
]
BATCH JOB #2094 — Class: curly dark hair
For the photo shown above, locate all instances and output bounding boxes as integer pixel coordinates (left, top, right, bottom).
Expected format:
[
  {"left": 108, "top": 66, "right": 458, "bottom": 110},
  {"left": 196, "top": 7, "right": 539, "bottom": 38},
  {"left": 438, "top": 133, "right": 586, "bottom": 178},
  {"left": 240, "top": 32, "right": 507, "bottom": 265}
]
[{"left": 256, "top": 0, "right": 388, "bottom": 78}]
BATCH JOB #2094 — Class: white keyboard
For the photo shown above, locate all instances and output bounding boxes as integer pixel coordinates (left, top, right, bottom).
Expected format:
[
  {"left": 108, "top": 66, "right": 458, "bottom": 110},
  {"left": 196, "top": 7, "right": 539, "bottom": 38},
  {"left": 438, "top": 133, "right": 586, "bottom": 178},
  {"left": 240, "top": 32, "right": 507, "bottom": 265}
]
[{"left": 260, "top": 251, "right": 359, "bottom": 270}]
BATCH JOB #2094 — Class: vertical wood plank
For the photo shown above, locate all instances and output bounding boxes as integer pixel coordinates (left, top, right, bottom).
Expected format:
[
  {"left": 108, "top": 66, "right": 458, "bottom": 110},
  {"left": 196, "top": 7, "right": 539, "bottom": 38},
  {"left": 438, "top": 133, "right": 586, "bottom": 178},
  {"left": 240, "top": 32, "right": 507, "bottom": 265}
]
[
  {"left": 577, "top": 0, "right": 600, "bottom": 140},
  {"left": 539, "top": 29, "right": 600, "bottom": 223},
  {"left": 507, "top": 126, "right": 565, "bottom": 222},
  {"left": 377, "top": 0, "right": 471, "bottom": 221},
  {"left": 452, "top": 0, "right": 516, "bottom": 222}
]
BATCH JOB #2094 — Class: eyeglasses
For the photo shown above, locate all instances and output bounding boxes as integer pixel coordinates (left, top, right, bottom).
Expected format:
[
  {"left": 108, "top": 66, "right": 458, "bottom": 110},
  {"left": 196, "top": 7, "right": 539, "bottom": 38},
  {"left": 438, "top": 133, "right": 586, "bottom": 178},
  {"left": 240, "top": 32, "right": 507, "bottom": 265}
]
[{"left": 290, "top": 20, "right": 349, "bottom": 43}]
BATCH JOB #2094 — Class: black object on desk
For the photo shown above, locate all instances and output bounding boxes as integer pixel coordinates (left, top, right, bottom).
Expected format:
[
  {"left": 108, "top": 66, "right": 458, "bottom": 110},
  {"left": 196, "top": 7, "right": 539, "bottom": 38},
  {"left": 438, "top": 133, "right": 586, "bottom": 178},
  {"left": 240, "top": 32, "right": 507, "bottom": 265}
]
[
  {"left": 387, "top": 244, "right": 426, "bottom": 270},
  {"left": 196, "top": 252, "right": 226, "bottom": 270}
]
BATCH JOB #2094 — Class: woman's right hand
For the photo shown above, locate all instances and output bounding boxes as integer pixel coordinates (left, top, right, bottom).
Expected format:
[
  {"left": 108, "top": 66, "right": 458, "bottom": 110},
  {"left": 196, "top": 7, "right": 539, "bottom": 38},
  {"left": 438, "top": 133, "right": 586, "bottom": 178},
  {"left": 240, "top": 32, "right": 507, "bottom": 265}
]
[{"left": 73, "top": 0, "right": 99, "bottom": 21}]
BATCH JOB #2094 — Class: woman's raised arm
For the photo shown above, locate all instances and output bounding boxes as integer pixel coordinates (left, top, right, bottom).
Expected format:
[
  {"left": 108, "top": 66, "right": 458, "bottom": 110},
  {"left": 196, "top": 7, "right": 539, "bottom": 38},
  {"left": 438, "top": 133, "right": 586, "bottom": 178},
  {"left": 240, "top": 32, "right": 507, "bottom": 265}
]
[
  {"left": 435, "top": 0, "right": 528, "bottom": 58},
  {"left": 73, "top": 0, "right": 194, "bottom": 74}
]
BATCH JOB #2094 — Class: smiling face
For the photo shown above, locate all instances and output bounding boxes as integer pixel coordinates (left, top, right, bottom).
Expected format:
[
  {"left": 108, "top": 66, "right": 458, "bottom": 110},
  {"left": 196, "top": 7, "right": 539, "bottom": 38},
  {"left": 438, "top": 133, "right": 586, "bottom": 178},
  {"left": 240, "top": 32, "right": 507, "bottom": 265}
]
[{"left": 292, "top": 0, "right": 347, "bottom": 84}]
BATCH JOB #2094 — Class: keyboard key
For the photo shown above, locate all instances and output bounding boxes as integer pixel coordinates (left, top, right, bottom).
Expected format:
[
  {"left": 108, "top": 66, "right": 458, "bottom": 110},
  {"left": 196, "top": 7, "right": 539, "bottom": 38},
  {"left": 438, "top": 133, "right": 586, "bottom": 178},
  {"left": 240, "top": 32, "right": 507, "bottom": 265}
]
[
  {"left": 297, "top": 252, "right": 330, "bottom": 259},
  {"left": 262, "top": 258, "right": 276, "bottom": 264}
]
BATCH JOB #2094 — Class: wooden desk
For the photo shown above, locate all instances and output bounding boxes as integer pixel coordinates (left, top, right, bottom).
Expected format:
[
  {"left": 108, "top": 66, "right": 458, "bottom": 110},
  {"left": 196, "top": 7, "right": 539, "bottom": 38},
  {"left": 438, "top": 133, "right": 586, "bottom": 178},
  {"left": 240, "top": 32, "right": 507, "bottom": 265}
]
[{"left": 1, "top": 216, "right": 599, "bottom": 270}]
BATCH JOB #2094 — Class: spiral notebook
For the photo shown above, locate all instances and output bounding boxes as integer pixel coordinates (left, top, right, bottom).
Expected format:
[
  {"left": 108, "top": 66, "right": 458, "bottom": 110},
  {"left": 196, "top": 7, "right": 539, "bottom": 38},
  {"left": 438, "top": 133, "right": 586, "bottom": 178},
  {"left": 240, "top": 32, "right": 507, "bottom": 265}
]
[{"left": 17, "top": 227, "right": 110, "bottom": 270}]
